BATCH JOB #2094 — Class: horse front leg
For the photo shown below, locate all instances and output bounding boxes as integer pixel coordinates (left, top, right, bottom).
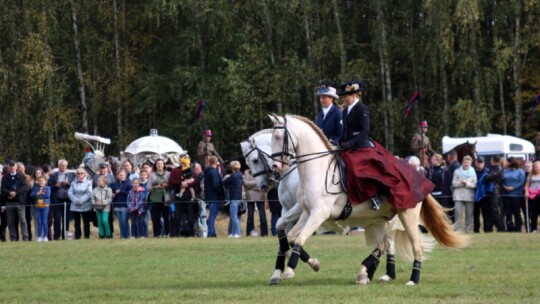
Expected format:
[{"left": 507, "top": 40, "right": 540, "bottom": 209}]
[
  {"left": 284, "top": 207, "right": 329, "bottom": 280},
  {"left": 357, "top": 224, "right": 390, "bottom": 285},
  {"left": 269, "top": 207, "right": 319, "bottom": 285}
]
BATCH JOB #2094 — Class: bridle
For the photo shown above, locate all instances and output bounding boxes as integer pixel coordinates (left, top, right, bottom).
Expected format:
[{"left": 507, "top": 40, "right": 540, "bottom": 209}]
[
  {"left": 270, "top": 116, "right": 297, "bottom": 168},
  {"left": 243, "top": 141, "right": 275, "bottom": 178}
]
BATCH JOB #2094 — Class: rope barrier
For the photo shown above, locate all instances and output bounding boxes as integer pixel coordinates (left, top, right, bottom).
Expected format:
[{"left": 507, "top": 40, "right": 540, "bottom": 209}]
[{"left": 0, "top": 193, "right": 536, "bottom": 210}]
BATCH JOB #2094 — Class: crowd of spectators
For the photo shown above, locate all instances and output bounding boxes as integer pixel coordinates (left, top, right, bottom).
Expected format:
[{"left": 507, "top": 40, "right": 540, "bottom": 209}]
[
  {"left": 0, "top": 131, "right": 282, "bottom": 242},
  {"left": 411, "top": 148, "right": 539, "bottom": 233}
]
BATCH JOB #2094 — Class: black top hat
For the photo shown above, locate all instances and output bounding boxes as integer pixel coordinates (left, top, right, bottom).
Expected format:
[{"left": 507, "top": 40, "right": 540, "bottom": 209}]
[{"left": 338, "top": 81, "right": 365, "bottom": 96}]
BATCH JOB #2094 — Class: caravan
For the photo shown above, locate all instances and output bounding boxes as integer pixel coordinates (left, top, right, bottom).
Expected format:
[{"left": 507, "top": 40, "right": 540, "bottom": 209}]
[{"left": 442, "top": 134, "right": 535, "bottom": 162}]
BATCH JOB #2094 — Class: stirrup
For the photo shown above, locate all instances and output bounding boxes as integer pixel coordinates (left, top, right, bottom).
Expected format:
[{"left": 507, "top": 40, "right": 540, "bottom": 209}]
[{"left": 370, "top": 195, "right": 382, "bottom": 210}]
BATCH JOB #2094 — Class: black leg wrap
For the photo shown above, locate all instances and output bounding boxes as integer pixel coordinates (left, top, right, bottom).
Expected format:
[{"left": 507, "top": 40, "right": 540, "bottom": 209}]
[
  {"left": 299, "top": 247, "right": 311, "bottom": 263},
  {"left": 362, "top": 248, "right": 382, "bottom": 280},
  {"left": 277, "top": 229, "right": 290, "bottom": 253},
  {"left": 287, "top": 244, "right": 302, "bottom": 270},
  {"left": 386, "top": 254, "right": 396, "bottom": 279},
  {"left": 409, "top": 260, "right": 421, "bottom": 284},
  {"left": 275, "top": 252, "right": 286, "bottom": 272}
]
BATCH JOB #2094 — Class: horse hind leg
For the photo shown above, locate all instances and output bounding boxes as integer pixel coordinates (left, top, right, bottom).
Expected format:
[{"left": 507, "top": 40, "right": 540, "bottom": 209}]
[
  {"left": 356, "top": 248, "right": 383, "bottom": 285},
  {"left": 378, "top": 232, "right": 397, "bottom": 282},
  {"left": 397, "top": 208, "right": 423, "bottom": 286},
  {"left": 378, "top": 253, "right": 396, "bottom": 283}
]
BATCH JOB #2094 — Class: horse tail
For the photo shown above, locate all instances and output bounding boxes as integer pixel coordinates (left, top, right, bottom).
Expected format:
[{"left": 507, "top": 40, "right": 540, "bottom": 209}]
[
  {"left": 420, "top": 194, "right": 469, "bottom": 249},
  {"left": 392, "top": 229, "right": 436, "bottom": 262}
]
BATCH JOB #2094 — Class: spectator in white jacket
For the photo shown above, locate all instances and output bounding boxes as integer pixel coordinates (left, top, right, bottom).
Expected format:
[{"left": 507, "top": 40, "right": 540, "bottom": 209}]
[{"left": 452, "top": 155, "right": 477, "bottom": 233}]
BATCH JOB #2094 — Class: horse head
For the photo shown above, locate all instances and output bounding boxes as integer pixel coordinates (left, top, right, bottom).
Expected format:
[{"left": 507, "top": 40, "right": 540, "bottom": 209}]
[{"left": 240, "top": 130, "right": 274, "bottom": 192}]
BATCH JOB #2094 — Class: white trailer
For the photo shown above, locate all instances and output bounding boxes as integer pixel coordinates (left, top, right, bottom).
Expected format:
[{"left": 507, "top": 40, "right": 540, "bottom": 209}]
[{"left": 442, "top": 134, "right": 535, "bottom": 161}]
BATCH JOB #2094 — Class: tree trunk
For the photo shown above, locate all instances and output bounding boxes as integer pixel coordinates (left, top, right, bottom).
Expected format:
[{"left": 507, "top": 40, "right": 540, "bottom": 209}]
[
  {"left": 332, "top": 0, "right": 346, "bottom": 75},
  {"left": 260, "top": 1, "right": 275, "bottom": 66},
  {"left": 70, "top": 0, "right": 88, "bottom": 133},
  {"left": 113, "top": 0, "right": 122, "bottom": 136},
  {"left": 302, "top": 2, "right": 317, "bottom": 119},
  {"left": 512, "top": 2, "right": 522, "bottom": 137},
  {"left": 377, "top": 0, "right": 393, "bottom": 152},
  {"left": 498, "top": 70, "right": 507, "bottom": 135},
  {"left": 470, "top": 22, "right": 482, "bottom": 136}
]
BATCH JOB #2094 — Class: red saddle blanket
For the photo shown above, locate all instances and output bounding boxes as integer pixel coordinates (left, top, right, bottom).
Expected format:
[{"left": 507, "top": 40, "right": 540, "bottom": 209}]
[{"left": 341, "top": 141, "right": 435, "bottom": 209}]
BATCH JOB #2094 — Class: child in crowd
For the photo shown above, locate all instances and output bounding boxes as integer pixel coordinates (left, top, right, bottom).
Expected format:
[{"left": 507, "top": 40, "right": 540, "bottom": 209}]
[
  {"left": 92, "top": 175, "right": 113, "bottom": 239},
  {"left": 138, "top": 170, "right": 150, "bottom": 238},
  {"left": 127, "top": 178, "right": 146, "bottom": 238},
  {"left": 175, "top": 157, "right": 196, "bottom": 200},
  {"left": 30, "top": 176, "right": 51, "bottom": 242}
]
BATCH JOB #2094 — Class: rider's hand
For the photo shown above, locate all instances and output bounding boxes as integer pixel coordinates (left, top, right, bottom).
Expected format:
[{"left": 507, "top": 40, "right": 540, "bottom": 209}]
[{"left": 340, "top": 141, "right": 352, "bottom": 150}]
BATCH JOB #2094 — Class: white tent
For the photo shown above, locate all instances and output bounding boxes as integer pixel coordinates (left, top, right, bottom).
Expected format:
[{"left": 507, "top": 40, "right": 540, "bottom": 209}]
[{"left": 122, "top": 129, "right": 188, "bottom": 167}]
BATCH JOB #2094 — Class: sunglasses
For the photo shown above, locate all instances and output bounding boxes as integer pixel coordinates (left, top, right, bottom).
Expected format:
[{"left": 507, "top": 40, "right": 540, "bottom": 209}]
[{"left": 77, "top": 172, "right": 85, "bottom": 175}]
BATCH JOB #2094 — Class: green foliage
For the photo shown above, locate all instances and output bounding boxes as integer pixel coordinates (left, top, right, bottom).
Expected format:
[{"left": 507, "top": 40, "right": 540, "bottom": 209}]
[{"left": 0, "top": 0, "right": 539, "bottom": 164}]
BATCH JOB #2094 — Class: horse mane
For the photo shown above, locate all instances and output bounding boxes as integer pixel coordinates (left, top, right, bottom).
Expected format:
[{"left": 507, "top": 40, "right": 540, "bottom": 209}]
[
  {"left": 287, "top": 114, "right": 334, "bottom": 151},
  {"left": 249, "top": 129, "right": 273, "bottom": 141}
]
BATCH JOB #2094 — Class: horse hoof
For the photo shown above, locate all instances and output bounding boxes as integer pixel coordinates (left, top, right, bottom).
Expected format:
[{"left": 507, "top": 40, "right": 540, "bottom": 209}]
[
  {"left": 356, "top": 274, "right": 370, "bottom": 285},
  {"left": 308, "top": 258, "right": 320, "bottom": 272},
  {"left": 378, "top": 274, "right": 393, "bottom": 282},
  {"left": 405, "top": 281, "right": 416, "bottom": 286},
  {"left": 283, "top": 268, "right": 295, "bottom": 280},
  {"left": 269, "top": 277, "right": 282, "bottom": 285}
]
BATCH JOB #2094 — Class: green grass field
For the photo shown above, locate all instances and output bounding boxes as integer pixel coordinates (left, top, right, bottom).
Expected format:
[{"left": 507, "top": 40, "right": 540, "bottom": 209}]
[{"left": 0, "top": 233, "right": 538, "bottom": 303}]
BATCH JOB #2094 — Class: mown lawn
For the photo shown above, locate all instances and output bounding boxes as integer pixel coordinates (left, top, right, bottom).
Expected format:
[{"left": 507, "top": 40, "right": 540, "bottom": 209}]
[{"left": 0, "top": 233, "right": 538, "bottom": 303}]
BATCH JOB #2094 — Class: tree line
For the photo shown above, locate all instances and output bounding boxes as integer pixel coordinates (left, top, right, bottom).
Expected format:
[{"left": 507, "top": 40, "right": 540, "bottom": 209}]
[{"left": 0, "top": 0, "right": 539, "bottom": 166}]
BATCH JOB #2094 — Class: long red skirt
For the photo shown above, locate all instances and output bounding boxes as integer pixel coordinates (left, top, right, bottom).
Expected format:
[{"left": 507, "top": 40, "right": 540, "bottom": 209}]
[{"left": 341, "top": 141, "right": 434, "bottom": 209}]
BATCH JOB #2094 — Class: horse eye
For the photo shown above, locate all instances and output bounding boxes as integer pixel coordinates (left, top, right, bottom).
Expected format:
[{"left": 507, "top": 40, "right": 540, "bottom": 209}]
[{"left": 253, "top": 159, "right": 259, "bottom": 164}]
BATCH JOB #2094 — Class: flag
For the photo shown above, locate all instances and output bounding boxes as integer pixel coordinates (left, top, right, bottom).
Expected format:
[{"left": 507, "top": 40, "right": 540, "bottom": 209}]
[
  {"left": 192, "top": 97, "right": 206, "bottom": 122},
  {"left": 403, "top": 91, "right": 420, "bottom": 118},
  {"left": 527, "top": 92, "right": 540, "bottom": 122}
]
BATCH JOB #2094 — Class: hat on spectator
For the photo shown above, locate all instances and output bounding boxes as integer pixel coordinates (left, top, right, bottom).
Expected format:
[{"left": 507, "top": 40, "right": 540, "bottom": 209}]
[
  {"left": 203, "top": 130, "right": 212, "bottom": 137},
  {"left": 419, "top": 120, "right": 429, "bottom": 128},
  {"left": 7, "top": 160, "right": 16, "bottom": 166},
  {"left": 338, "top": 80, "right": 365, "bottom": 96},
  {"left": 476, "top": 156, "right": 485, "bottom": 162},
  {"left": 181, "top": 157, "right": 191, "bottom": 171},
  {"left": 315, "top": 85, "right": 339, "bottom": 99},
  {"left": 98, "top": 163, "right": 107, "bottom": 168}
]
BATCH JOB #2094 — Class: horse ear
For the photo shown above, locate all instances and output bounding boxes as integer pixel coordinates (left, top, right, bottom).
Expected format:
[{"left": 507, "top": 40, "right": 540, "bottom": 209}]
[
  {"left": 268, "top": 114, "right": 277, "bottom": 124},
  {"left": 269, "top": 113, "right": 283, "bottom": 124}
]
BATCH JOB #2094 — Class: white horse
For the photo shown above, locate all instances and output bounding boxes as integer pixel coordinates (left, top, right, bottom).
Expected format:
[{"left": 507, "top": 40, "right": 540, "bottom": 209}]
[
  {"left": 241, "top": 129, "right": 430, "bottom": 285},
  {"left": 269, "top": 114, "right": 468, "bottom": 285}
]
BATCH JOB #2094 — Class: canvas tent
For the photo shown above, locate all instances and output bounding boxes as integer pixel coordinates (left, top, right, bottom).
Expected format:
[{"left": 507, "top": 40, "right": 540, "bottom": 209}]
[{"left": 121, "top": 129, "right": 188, "bottom": 167}]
